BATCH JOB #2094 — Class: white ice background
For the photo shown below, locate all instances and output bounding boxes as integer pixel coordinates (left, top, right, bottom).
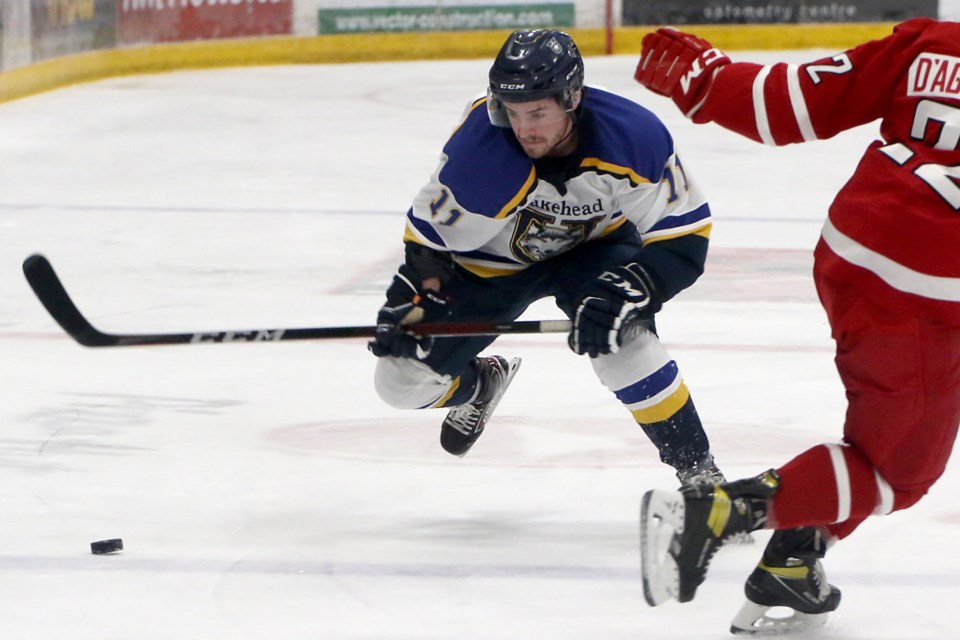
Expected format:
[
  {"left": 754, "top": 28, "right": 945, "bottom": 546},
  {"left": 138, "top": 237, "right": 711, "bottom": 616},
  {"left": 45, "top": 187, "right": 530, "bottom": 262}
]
[{"left": 1, "top": 51, "right": 958, "bottom": 639}]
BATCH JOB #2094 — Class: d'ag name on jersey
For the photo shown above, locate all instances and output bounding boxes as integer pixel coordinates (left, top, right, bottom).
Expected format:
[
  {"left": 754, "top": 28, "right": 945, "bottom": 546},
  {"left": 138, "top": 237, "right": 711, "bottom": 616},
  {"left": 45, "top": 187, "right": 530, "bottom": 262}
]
[{"left": 908, "top": 52, "right": 960, "bottom": 99}]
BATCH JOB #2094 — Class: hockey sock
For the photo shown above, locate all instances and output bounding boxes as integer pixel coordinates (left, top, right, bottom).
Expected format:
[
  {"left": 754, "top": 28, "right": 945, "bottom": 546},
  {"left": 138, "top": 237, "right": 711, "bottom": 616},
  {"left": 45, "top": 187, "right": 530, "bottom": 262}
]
[
  {"left": 637, "top": 397, "right": 711, "bottom": 471},
  {"left": 769, "top": 443, "right": 881, "bottom": 530}
]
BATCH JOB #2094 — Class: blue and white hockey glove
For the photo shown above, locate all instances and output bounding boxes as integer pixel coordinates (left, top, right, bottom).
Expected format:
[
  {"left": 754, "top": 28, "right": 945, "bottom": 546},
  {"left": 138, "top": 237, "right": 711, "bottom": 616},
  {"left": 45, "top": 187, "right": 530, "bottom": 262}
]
[
  {"left": 368, "top": 264, "right": 449, "bottom": 359},
  {"left": 569, "top": 263, "right": 658, "bottom": 357}
]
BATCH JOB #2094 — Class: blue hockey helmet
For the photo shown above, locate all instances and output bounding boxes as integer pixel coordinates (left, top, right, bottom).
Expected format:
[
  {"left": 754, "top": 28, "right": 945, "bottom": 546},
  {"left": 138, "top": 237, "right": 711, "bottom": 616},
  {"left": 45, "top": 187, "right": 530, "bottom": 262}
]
[{"left": 487, "top": 29, "right": 584, "bottom": 127}]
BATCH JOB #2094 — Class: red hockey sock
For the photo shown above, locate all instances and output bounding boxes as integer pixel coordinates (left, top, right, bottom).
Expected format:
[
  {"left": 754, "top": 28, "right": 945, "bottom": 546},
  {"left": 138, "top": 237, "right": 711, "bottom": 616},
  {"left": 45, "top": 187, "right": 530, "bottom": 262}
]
[{"left": 768, "top": 442, "right": 880, "bottom": 533}]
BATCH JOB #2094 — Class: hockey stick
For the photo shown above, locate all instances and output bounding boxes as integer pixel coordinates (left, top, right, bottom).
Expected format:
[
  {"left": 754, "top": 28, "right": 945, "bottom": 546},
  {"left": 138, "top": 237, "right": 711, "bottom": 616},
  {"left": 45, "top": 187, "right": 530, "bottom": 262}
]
[{"left": 22, "top": 254, "right": 571, "bottom": 348}]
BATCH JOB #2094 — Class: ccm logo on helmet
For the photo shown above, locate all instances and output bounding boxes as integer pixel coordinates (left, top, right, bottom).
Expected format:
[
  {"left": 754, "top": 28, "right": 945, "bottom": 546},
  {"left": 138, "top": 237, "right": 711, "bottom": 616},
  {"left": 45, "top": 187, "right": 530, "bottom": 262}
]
[{"left": 498, "top": 83, "right": 526, "bottom": 89}]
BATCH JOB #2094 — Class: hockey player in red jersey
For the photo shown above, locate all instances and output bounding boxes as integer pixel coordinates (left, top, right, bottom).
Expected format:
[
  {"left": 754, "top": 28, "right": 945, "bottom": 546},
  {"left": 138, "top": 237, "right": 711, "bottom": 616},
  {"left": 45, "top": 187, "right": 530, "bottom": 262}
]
[{"left": 633, "top": 18, "right": 960, "bottom": 635}]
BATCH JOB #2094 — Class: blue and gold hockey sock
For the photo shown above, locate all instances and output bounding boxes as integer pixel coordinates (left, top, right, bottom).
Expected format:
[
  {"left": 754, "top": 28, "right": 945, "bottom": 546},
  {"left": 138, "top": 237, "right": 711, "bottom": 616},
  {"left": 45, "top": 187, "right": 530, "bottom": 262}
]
[{"left": 636, "top": 396, "right": 711, "bottom": 471}]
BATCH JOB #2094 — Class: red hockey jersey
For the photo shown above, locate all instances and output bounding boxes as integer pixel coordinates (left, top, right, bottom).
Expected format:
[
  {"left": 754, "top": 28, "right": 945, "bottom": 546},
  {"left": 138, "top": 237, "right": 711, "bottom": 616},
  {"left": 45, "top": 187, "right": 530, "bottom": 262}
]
[{"left": 695, "top": 18, "right": 960, "bottom": 323}]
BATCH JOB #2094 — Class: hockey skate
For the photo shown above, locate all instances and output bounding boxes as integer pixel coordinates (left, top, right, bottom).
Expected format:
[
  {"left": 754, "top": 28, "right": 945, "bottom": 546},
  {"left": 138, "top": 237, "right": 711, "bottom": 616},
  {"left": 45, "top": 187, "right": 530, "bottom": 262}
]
[
  {"left": 440, "top": 355, "right": 521, "bottom": 457},
  {"left": 677, "top": 455, "right": 754, "bottom": 545},
  {"left": 676, "top": 453, "right": 727, "bottom": 489},
  {"left": 730, "top": 527, "right": 840, "bottom": 636},
  {"left": 640, "top": 470, "right": 780, "bottom": 606}
]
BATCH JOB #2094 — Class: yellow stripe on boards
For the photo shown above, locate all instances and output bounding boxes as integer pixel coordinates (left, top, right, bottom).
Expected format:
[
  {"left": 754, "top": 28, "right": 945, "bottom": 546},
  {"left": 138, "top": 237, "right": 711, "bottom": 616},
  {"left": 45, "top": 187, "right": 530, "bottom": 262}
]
[{"left": 1, "top": 24, "right": 897, "bottom": 105}]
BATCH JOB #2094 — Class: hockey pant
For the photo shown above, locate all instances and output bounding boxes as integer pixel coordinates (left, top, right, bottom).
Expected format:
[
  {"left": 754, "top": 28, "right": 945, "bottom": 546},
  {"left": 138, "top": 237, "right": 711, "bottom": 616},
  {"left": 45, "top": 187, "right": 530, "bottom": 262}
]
[
  {"left": 768, "top": 267, "right": 960, "bottom": 539},
  {"left": 373, "top": 234, "right": 711, "bottom": 470}
]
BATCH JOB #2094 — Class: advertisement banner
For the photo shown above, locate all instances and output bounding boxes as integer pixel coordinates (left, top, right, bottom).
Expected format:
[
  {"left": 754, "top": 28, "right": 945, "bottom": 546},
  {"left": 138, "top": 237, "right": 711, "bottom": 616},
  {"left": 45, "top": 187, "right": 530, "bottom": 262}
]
[
  {"left": 118, "top": 0, "right": 293, "bottom": 45},
  {"left": 31, "top": 0, "right": 116, "bottom": 62},
  {"left": 319, "top": 3, "right": 575, "bottom": 34},
  {"left": 622, "top": 0, "right": 938, "bottom": 26}
]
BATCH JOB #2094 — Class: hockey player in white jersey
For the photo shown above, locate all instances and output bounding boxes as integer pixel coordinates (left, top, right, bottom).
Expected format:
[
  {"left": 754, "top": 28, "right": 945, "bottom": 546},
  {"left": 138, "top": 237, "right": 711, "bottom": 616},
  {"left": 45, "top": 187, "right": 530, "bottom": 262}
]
[{"left": 369, "top": 29, "right": 724, "bottom": 485}]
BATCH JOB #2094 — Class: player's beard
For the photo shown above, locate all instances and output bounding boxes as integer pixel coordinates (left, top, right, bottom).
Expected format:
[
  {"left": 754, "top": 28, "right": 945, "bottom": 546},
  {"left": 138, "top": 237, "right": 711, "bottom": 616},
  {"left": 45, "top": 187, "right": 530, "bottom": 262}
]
[{"left": 519, "top": 118, "right": 576, "bottom": 158}]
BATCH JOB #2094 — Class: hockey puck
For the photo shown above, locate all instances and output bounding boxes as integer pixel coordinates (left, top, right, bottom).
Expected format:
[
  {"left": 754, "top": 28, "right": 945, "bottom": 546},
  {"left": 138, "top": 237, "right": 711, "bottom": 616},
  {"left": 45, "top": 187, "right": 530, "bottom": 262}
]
[{"left": 90, "top": 538, "right": 123, "bottom": 555}]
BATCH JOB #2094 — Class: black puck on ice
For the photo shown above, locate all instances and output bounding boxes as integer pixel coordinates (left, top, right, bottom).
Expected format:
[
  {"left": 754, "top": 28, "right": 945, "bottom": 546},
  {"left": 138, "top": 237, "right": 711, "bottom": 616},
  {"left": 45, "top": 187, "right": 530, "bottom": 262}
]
[{"left": 90, "top": 538, "right": 123, "bottom": 555}]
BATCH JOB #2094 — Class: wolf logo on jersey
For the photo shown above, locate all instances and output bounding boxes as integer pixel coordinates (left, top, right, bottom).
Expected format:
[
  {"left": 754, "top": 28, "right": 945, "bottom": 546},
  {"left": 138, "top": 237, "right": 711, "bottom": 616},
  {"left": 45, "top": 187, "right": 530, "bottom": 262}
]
[{"left": 511, "top": 208, "right": 604, "bottom": 262}]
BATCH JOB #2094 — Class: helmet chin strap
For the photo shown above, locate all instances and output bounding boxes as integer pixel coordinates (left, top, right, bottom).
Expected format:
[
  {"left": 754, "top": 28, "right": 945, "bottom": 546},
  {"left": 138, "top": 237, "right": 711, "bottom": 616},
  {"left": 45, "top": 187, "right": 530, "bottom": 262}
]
[
  {"left": 543, "top": 115, "right": 578, "bottom": 157},
  {"left": 541, "top": 89, "right": 581, "bottom": 156}
]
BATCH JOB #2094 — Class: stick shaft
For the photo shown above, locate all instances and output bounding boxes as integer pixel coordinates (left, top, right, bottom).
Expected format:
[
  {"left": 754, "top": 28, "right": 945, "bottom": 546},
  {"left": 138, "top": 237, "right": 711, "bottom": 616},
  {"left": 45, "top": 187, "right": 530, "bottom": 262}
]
[{"left": 22, "top": 254, "right": 571, "bottom": 347}]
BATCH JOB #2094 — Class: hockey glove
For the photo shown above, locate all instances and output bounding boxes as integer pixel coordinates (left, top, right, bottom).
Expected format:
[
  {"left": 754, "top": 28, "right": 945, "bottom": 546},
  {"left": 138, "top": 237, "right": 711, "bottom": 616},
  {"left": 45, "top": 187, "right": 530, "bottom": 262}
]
[
  {"left": 569, "top": 263, "right": 658, "bottom": 358},
  {"left": 368, "top": 264, "right": 449, "bottom": 359},
  {"left": 634, "top": 28, "right": 730, "bottom": 118}
]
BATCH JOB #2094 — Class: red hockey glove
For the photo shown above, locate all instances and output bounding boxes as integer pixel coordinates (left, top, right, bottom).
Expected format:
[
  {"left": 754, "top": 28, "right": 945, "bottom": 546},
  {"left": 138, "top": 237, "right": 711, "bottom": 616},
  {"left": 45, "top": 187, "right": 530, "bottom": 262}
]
[{"left": 635, "top": 28, "right": 730, "bottom": 118}]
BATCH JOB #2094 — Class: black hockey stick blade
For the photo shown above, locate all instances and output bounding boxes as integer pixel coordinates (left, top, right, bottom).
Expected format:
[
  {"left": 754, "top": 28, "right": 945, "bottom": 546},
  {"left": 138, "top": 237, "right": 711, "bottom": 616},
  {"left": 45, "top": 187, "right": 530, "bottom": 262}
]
[
  {"left": 22, "top": 254, "right": 572, "bottom": 348},
  {"left": 23, "top": 254, "right": 113, "bottom": 347}
]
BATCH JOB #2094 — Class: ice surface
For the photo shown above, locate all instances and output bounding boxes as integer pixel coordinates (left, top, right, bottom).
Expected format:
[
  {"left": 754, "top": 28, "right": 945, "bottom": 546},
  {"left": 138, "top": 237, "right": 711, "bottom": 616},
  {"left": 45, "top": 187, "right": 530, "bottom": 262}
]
[{"left": 1, "top": 51, "right": 958, "bottom": 639}]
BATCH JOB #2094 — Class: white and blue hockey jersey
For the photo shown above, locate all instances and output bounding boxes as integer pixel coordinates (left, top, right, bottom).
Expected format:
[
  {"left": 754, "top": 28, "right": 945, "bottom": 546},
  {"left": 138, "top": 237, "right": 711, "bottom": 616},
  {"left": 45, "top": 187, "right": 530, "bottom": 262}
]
[{"left": 402, "top": 87, "right": 712, "bottom": 301}]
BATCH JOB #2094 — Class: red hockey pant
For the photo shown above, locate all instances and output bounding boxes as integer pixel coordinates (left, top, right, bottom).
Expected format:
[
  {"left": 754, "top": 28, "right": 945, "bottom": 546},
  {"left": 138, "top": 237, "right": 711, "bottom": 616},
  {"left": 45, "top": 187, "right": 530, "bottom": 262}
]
[{"left": 769, "top": 271, "right": 960, "bottom": 539}]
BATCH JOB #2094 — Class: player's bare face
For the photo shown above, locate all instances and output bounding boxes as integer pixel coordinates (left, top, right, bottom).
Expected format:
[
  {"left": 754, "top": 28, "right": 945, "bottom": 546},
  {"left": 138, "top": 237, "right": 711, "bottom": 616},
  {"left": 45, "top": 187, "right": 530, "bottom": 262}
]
[{"left": 504, "top": 98, "right": 576, "bottom": 158}]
